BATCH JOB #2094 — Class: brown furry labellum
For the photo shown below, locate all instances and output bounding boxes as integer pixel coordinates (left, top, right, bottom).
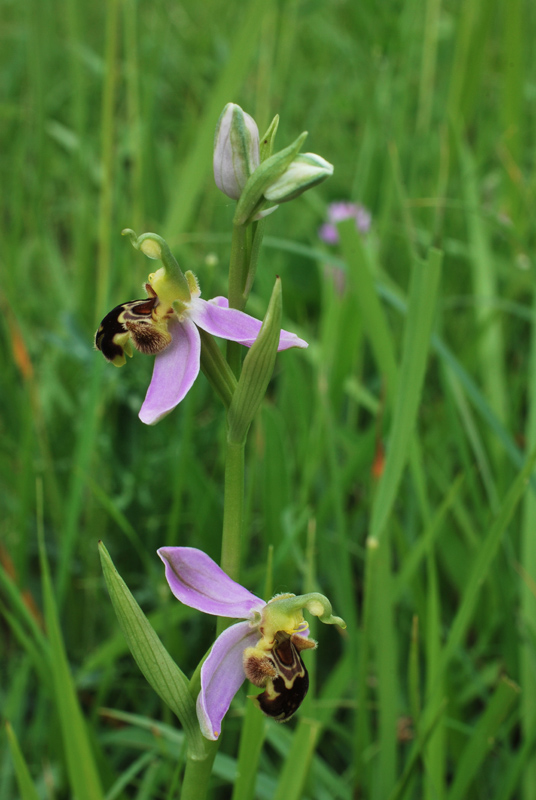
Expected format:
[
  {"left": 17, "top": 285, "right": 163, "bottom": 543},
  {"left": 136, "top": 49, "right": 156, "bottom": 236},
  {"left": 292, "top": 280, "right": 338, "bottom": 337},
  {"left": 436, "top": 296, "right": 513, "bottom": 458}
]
[
  {"left": 243, "top": 632, "right": 316, "bottom": 722},
  {"left": 95, "top": 285, "right": 172, "bottom": 366}
]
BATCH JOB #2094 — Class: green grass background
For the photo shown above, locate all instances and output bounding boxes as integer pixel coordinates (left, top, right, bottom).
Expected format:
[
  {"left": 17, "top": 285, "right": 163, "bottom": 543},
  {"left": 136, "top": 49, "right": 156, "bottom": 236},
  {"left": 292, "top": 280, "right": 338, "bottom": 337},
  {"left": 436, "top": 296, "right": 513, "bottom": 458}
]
[{"left": 2, "top": 0, "right": 536, "bottom": 798}]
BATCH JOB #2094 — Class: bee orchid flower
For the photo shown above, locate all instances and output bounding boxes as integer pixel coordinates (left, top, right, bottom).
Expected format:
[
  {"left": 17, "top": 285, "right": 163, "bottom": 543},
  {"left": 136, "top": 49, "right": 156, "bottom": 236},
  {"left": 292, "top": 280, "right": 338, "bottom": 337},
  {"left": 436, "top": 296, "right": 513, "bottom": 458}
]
[
  {"left": 95, "top": 232, "right": 307, "bottom": 425},
  {"left": 158, "top": 546, "right": 346, "bottom": 741}
]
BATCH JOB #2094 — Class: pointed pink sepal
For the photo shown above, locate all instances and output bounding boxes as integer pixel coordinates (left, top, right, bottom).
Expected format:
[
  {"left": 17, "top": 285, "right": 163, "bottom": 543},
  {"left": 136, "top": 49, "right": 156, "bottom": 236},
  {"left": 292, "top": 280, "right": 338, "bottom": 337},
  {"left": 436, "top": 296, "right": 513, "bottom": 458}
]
[{"left": 189, "top": 297, "right": 308, "bottom": 351}]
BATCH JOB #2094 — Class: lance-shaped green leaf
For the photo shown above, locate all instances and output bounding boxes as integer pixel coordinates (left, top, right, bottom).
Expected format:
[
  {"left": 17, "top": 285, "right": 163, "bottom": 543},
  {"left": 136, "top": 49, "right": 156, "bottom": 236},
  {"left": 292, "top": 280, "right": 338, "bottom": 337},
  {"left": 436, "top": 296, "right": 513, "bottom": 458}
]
[
  {"left": 227, "top": 278, "right": 282, "bottom": 444},
  {"left": 234, "top": 133, "right": 307, "bottom": 226},
  {"left": 98, "top": 542, "right": 206, "bottom": 759}
]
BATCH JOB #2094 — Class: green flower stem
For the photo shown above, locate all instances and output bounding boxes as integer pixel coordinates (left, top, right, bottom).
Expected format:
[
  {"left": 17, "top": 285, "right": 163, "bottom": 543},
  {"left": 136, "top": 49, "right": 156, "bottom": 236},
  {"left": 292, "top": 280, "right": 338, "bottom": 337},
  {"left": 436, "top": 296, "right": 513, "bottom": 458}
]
[
  {"left": 181, "top": 743, "right": 219, "bottom": 800},
  {"left": 228, "top": 222, "right": 250, "bottom": 311},
  {"left": 199, "top": 329, "right": 237, "bottom": 408},
  {"left": 220, "top": 439, "right": 245, "bottom": 581},
  {"left": 227, "top": 223, "right": 250, "bottom": 377},
  {"left": 217, "top": 438, "right": 246, "bottom": 639},
  {"left": 244, "top": 218, "right": 266, "bottom": 297}
]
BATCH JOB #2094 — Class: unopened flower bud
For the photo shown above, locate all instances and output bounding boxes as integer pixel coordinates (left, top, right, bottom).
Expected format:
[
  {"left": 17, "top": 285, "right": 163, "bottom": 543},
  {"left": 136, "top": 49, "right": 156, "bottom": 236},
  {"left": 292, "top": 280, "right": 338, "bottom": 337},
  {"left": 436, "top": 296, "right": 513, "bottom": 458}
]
[
  {"left": 264, "top": 153, "right": 333, "bottom": 203},
  {"left": 213, "top": 103, "right": 260, "bottom": 200}
]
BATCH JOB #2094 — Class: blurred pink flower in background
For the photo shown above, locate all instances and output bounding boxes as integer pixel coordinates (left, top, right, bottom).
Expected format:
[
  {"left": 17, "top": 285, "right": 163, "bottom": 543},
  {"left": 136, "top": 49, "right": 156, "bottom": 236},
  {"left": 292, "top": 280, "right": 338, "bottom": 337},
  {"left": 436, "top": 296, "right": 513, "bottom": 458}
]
[{"left": 319, "top": 201, "right": 371, "bottom": 245}]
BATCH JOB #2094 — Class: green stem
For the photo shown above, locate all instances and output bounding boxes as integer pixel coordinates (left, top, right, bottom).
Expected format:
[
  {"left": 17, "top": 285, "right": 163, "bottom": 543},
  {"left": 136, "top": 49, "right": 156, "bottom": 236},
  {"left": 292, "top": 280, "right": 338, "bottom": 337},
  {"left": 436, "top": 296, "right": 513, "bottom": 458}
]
[
  {"left": 227, "top": 223, "right": 250, "bottom": 376},
  {"left": 220, "top": 439, "right": 245, "bottom": 585},
  {"left": 181, "top": 745, "right": 219, "bottom": 800},
  {"left": 244, "top": 218, "right": 267, "bottom": 297},
  {"left": 228, "top": 223, "right": 249, "bottom": 311},
  {"left": 217, "top": 438, "right": 246, "bottom": 638},
  {"left": 199, "top": 329, "right": 237, "bottom": 408}
]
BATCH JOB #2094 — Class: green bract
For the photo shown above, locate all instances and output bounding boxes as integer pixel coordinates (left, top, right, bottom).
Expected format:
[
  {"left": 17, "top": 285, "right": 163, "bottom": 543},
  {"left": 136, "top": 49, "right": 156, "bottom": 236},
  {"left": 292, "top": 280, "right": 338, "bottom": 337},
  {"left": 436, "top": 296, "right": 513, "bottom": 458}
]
[
  {"left": 99, "top": 542, "right": 207, "bottom": 760},
  {"left": 227, "top": 277, "right": 282, "bottom": 444}
]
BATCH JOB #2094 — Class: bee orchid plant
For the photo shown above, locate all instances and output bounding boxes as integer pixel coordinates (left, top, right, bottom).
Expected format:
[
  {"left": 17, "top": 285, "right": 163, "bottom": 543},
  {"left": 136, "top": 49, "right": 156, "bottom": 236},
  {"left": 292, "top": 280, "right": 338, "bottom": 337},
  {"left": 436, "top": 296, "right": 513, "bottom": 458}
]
[{"left": 98, "top": 103, "right": 342, "bottom": 800}]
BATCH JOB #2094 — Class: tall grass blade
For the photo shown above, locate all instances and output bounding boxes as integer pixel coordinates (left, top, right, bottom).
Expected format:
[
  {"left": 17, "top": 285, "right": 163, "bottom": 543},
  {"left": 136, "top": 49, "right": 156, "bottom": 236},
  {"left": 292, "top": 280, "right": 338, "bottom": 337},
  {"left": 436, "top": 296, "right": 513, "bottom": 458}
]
[
  {"left": 438, "top": 445, "right": 536, "bottom": 672},
  {"left": 417, "top": 0, "right": 441, "bottom": 132},
  {"left": 37, "top": 487, "right": 105, "bottom": 800},
  {"left": 371, "top": 537, "right": 397, "bottom": 800},
  {"left": 104, "top": 751, "right": 155, "bottom": 800},
  {"left": 231, "top": 696, "right": 267, "bottom": 800},
  {"left": 386, "top": 700, "right": 447, "bottom": 800},
  {"left": 459, "top": 141, "right": 508, "bottom": 432},
  {"left": 339, "top": 219, "right": 398, "bottom": 397},
  {"left": 5, "top": 722, "right": 40, "bottom": 800},
  {"left": 520, "top": 288, "right": 536, "bottom": 800},
  {"left": 370, "top": 248, "right": 442, "bottom": 543},
  {"left": 164, "top": 0, "right": 269, "bottom": 237},
  {"left": 272, "top": 718, "right": 322, "bottom": 800},
  {"left": 446, "top": 677, "right": 520, "bottom": 800}
]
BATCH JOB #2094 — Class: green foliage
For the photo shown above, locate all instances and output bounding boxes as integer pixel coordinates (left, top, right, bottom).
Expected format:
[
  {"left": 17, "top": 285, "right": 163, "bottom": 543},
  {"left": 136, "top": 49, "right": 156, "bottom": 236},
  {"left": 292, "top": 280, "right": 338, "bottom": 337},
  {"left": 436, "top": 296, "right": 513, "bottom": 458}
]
[{"left": 2, "top": 0, "right": 536, "bottom": 798}]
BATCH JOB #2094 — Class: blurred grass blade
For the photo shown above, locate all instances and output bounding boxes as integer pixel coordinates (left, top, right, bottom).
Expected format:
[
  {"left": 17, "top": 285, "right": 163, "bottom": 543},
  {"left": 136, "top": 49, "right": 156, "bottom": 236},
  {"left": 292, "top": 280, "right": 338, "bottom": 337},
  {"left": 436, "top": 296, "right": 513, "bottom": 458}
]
[
  {"left": 446, "top": 677, "right": 520, "bottom": 800},
  {"left": 445, "top": 368, "right": 498, "bottom": 509},
  {"left": 520, "top": 289, "right": 536, "bottom": 800},
  {"left": 378, "top": 281, "right": 525, "bottom": 472},
  {"left": 417, "top": 0, "right": 441, "bottom": 132},
  {"left": 393, "top": 473, "right": 464, "bottom": 598},
  {"left": 459, "top": 140, "right": 508, "bottom": 430},
  {"left": 0, "top": 600, "right": 52, "bottom": 692},
  {"left": 0, "top": 565, "right": 49, "bottom": 657},
  {"left": 134, "top": 759, "right": 163, "bottom": 800},
  {"left": 272, "top": 718, "right": 322, "bottom": 800},
  {"left": 496, "top": 712, "right": 536, "bottom": 800},
  {"left": 424, "top": 551, "right": 445, "bottom": 800},
  {"left": 57, "top": 357, "right": 105, "bottom": 605},
  {"left": 164, "top": 0, "right": 269, "bottom": 237},
  {"left": 354, "top": 535, "right": 379, "bottom": 789},
  {"left": 431, "top": 333, "right": 523, "bottom": 472},
  {"left": 352, "top": 246, "right": 442, "bottom": 798},
  {"left": 387, "top": 699, "right": 447, "bottom": 800},
  {"left": 370, "top": 248, "right": 443, "bottom": 543},
  {"left": 500, "top": 0, "right": 523, "bottom": 219},
  {"left": 339, "top": 218, "right": 398, "bottom": 398},
  {"left": 231, "top": 693, "right": 267, "bottom": 800},
  {"left": 98, "top": 542, "right": 205, "bottom": 759},
  {"left": 104, "top": 751, "right": 154, "bottom": 800},
  {"left": 372, "top": 537, "right": 397, "bottom": 799},
  {"left": 37, "top": 491, "right": 105, "bottom": 800},
  {"left": 408, "top": 615, "right": 420, "bottom": 725},
  {"left": 438, "top": 445, "right": 536, "bottom": 672},
  {"left": 5, "top": 722, "right": 40, "bottom": 800}
]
